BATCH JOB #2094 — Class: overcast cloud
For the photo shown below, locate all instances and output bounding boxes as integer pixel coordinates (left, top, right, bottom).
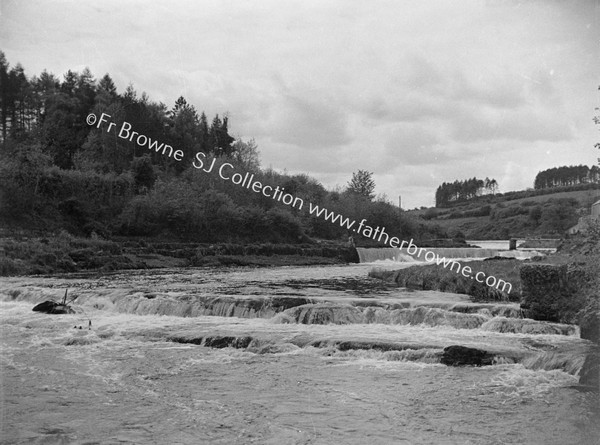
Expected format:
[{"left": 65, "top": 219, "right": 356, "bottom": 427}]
[{"left": 1, "top": 0, "right": 598, "bottom": 208}]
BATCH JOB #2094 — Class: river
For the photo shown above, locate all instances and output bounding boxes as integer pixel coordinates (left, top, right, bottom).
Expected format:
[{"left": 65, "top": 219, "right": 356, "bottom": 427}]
[{"left": 1, "top": 258, "right": 598, "bottom": 444}]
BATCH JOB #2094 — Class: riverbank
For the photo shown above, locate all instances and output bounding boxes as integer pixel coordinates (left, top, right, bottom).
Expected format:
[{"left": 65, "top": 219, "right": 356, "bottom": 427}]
[
  {"left": 369, "top": 258, "right": 524, "bottom": 303},
  {"left": 0, "top": 232, "right": 357, "bottom": 276}
]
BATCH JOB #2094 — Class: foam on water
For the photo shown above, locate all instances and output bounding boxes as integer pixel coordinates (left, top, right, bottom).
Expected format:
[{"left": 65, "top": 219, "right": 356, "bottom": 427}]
[
  {"left": 0, "top": 278, "right": 577, "bottom": 339},
  {"left": 356, "top": 246, "right": 543, "bottom": 263},
  {"left": 3, "top": 267, "right": 599, "bottom": 445},
  {"left": 486, "top": 365, "right": 580, "bottom": 399}
]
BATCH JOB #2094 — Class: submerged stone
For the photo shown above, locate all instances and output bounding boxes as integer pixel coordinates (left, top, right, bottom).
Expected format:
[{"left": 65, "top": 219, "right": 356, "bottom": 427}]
[
  {"left": 168, "top": 335, "right": 253, "bottom": 349},
  {"left": 204, "top": 336, "right": 253, "bottom": 349},
  {"left": 440, "top": 345, "right": 494, "bottom": 366}
]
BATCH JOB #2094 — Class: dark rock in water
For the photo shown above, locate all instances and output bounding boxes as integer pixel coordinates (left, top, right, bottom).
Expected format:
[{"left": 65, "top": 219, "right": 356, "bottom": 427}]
[
  {"left": 204, "top": 336, "right": 253, "bottom": 349},
  {"left": 32, "top": 301, "right": 74, "bottom": 314},
  {"left": 168, "top": 335, "right": 253, "bottom": 348},
  {"left": 441, "top": 345, "right": 494, "bottom": 366},
  {"left": 333, "top": 341, "right": 422, "bottom": 352},
  {"left": 270, "top": 297, "right": 313, "bottom": 311},
  {"left": 168, "top": 335, "right": 204, "bottom": 345}
]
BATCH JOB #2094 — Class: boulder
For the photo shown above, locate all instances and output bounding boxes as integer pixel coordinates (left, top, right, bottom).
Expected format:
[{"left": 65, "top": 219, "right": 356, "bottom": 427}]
[
  {"left": 440, "top": 345, "right": 494, "bottom": 366},
  {"left": 32, "top": 300, "right": 74, "bottom": 314}
]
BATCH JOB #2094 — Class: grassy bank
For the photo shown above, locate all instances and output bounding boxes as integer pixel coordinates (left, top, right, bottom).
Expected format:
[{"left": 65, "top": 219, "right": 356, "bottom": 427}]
[
  {"left": 0, "top": 232, "right": 356, "bottom": 276},
  {"left": 410, "top": 187, "right": 600, "bottom": 240},
  {"left": 369, "top": 258, "right": 524, "bottom": 302}
]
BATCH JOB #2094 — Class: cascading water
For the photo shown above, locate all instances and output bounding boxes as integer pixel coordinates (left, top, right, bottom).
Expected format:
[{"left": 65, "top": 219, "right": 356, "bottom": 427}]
[
  {"left": 356, "top": 246, "right": 542, "bottom": 263},
  {"left": 1, "top": 262, "right": 598, "bottom": 444},
  {"left": 355, "top": 247, "right": 416, "bottom": 263}
]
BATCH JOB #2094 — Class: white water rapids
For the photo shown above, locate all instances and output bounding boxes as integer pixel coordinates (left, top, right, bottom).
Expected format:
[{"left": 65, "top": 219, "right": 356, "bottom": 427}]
[{"left": 1, "top": 262, "right": 598, "bottom": 444}]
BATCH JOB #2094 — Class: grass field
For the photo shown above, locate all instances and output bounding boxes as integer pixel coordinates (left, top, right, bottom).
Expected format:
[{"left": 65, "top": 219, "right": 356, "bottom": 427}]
[{"left": 409, "top": 188, "right": 600, "bottom": 240}]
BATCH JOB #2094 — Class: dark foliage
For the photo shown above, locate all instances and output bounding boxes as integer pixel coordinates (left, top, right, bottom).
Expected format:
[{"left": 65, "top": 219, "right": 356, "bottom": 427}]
[
  {"left": 534, "top": 165, "right": 600, "bottom": 190},
  {"left": 435, "top": 177, "right": 498, "bottom": 207},
  {"left": 0, "top": 52, "right": 439, "bottom": 245}
]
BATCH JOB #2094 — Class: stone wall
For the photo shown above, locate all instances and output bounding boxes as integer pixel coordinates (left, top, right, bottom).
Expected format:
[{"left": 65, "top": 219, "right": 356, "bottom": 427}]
[{"left": 519, "top": 263, "right": 588, "bottom": 324}]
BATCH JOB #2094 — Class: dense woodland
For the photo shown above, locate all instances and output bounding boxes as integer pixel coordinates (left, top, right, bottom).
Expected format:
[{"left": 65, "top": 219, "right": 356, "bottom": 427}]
[{"left": 0, "top": 52, "right": 445, "bottom": 245}]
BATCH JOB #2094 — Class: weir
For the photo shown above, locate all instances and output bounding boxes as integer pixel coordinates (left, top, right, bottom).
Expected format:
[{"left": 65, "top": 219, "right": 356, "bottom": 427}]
[
  {"left": 356, "top": 246, "right": 540, "bottom": 263},
  {"left": 355, "top": 247, "right": 416, "bottom": 263}
]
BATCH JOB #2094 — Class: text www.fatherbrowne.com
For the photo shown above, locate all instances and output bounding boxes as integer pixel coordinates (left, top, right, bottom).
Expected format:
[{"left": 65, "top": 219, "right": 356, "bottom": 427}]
[
  {"left": 192, "top": 152, "right": 512, "bottom": 296},
  {"left": 307, "top": 203, "right": 513, "bottom": 295},
  {"left": 84, "top": 114, "right": 514, "bottom": 296}
]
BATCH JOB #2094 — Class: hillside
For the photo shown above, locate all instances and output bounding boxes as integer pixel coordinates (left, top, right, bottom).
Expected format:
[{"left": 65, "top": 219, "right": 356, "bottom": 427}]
[
  {"left": 0, "top": 53, "right": 448, "bottom": 257},
  {"left": 409, "top": 187, "right": 600, "bottom": 240}
]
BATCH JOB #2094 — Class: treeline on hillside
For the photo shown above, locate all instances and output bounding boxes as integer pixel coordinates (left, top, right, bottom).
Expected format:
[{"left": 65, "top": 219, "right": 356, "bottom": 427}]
[
  {"left": 0, "top": 52, "right": 445, "bottom": 244},
  {"left": 435, "top": 177, "right": 498, "bottom": 207},
  {"left": 534, "top": 165, "right": 600, "bottom": 190},
  {"left": 435, "top": 178, "right": 600, "bottom": 209}
]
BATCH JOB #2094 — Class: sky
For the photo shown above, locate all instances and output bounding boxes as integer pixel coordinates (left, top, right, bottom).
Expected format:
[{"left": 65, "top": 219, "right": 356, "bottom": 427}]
[{"left": 1, "top": 0, "right": 598, "bottom": 208}]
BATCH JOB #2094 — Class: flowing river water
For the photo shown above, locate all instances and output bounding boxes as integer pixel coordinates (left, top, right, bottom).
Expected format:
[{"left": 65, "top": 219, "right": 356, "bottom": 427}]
[{"left": 1, "top": 252, "right": 599, "bottom": 444}]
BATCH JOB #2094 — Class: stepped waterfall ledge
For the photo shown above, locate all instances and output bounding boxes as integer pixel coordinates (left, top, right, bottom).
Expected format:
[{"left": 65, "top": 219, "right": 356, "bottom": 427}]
[{"left": 2, "top": 262, "right": 598, "bottom": 444}]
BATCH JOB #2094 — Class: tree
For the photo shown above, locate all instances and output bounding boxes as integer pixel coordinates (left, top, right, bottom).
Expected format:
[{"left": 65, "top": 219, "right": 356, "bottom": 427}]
[
  {"left": 208, "top": 113, "right": 235, "bottom": 156},
  {"left": 0, "top": 51, "right": 8, "bottom": 141},
  {"left": 98, "top": 74, "right": 117, "bottom": 97},
  {"left": 231, "top": 138, "right": 260, "bottom": 171},
  {"left": 168, "top": 96, "right": 200, "bottom": 170},
  {"left": 131, "top": 155, "right": 156, "bottom": 192},
  {"left": 347, "top": 170, "right": 375, "bottom": 200}
]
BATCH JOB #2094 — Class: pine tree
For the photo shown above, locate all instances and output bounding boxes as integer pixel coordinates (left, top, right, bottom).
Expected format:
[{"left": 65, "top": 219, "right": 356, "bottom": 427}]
[{"left": 347, "top": 170, "right": 376, "bottom": 200}]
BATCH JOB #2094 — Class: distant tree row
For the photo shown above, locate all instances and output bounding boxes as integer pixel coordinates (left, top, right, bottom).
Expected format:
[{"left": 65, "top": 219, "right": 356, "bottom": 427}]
[
  {"left": 435, "top": 177, "right": 498, "bottom": 207},
  {"left": 533, "top": 165, "right": 600, "bottom": 190}
]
